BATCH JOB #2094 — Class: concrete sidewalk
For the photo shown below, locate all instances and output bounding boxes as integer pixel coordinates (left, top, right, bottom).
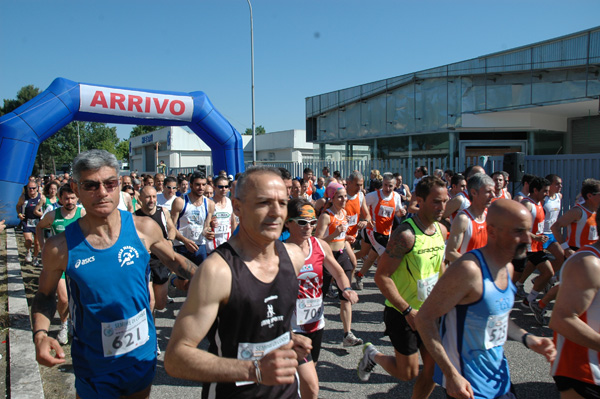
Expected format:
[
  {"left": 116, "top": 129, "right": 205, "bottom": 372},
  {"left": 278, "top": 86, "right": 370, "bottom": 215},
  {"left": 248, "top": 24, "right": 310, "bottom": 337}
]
[{"left": 6, "top": 228, "right": 45, "bottom": 398}]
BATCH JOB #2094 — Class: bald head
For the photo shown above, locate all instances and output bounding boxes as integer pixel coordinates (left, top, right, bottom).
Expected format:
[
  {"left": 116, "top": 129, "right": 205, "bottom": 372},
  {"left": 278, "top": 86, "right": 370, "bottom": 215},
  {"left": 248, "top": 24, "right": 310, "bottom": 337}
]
[
  {"left": 487, "top": 199, "right": 530, "bottom": 229},
  {"left": 139, "top": 185, "right": 158, "bottom": 213}
]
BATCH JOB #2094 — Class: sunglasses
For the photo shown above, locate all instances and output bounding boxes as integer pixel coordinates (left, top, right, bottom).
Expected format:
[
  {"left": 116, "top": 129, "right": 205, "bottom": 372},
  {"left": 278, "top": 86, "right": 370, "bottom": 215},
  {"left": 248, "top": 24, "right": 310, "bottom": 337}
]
[
  {"left": 290, "top": 218, "right": 318, "bottom": 227},
  {"left": 165, "top": 186, "right": 177, "bottom": 190},
  {"left": 217, "top": 185, "right": 229, "bottom": 189},
  {"left": 27, "top": 187, "right": 38, "bottom": 190},
  {"left": 77, "top": 179, "right": 119, "bottom": 192}
]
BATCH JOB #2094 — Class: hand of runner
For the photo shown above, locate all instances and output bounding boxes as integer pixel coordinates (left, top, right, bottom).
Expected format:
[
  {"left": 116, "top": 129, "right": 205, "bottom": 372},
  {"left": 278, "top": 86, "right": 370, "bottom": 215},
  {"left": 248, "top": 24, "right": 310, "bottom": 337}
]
[
  {"left": 526, "top": 335, "right": 556, "bottom": 362},
  {"left": 35, "top": 335, "right": 66, "bottom": 367},
  {"left": 342, "top": 289, "right": 359, "bottom": 304},
  {"left": 405, "top": 308, "right": 418, "bottom": 331},
  {"left": 258, "top": 341, "right": 298, "bottom": 386},
  {"left": 564, "top": 248, "right": 575, "bottom": 259},
  {"left": 345, "top": 235, "right": 356, "bottom": 244},
  {"left": 184, "top": 238, "right": 199, "bottom": 253},
  {"left": 291, "top": 332, "right": 312, "bottom": 361},
  {"left": 445, "top": 372, "right": 475, "bottom": 399},
  {"left": 204, "top": 228, "right": 215, "bottom": 241}
]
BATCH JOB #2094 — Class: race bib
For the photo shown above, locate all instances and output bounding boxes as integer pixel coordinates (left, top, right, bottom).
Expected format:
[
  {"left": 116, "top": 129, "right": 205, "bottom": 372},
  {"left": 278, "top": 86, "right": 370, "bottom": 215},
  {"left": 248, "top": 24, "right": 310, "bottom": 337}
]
[
  {"left": 215, "top": 223, "right": 231, "bottom": 234},
  {"left": 590, "top": 225, "right": 598, "bottom": 241},
  {"left": 101, "top": 309, "right": 149, "bottom": 357},
  {"left": 537, "top": 222, "right": 544, "bottom": 234},
  {"left": 296, "top": 297, "right": 323, "bottom": 325},
  {"left": 484, "top": 312, "right": 509, "bottom": 349},
  {"left": 417, "top": 273, "right": 438, "bottom": 302},
  {"left": 347, "top": 214, "right": 358, "bottom": 227},
  {"left": 189, "top": 224, "right": 203, "bottom": 241},
  {"left": 26, "top": 219, "right": 39, "bottom": 228},
  {"left": 378, "top": 205, "right": 394, "bottom": 218},
  {"left": 236, "top": 332, "right": 291, "bottom": 386}
]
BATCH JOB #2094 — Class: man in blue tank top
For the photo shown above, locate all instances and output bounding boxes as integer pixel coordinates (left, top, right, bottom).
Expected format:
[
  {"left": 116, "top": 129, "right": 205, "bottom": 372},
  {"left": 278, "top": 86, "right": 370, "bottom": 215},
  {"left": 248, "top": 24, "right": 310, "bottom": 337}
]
[
  {"left": 32, "top": 150, "right": 198, "bottom": 399},
  {"left": 415, "top": 199, "right": 556, "bottom": 399},
  {"left": 165, "top": 166, "right": 312, "bottom": 399}
]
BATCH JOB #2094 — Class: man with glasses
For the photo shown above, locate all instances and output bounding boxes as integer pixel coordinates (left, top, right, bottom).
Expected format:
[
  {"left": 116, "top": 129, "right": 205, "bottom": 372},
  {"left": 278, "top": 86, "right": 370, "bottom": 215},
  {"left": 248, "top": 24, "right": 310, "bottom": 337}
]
[
  {"left": 157, "top": 176, "right": 178, "bottom": 211},
  {"left": 206, "top": 176, "right": 237, "bottom": 254},
  {"left": 32, "top": 149, "right": 197, "bottom": 398},
  {"left": 16, "top": 180, "right": 43, "bottom": 265}
]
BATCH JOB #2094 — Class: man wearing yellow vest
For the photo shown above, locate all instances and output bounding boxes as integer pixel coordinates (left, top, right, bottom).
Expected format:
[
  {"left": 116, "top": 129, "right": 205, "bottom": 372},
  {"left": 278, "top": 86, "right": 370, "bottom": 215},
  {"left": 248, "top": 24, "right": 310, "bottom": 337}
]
[{"left": 357, "top": 176, "right": 448, "bottom": 399}]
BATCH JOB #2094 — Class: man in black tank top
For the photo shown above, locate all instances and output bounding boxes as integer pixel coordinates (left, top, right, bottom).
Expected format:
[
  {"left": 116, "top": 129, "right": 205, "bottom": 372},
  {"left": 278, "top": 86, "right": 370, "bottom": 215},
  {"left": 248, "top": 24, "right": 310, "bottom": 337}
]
[
  {"left": 165, "top": 166, "right": 311, "bottom": 399},
  {"left": 135, "top": 186, "right": 176, "bottom": 313}
]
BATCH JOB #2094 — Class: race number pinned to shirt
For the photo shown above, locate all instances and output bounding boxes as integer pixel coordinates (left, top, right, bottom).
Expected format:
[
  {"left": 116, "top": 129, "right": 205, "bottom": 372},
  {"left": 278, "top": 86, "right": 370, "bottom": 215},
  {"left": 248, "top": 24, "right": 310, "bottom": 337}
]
[
  {"left": 484, "top": 312, "right": 509, "bottom": 349},
  {"left": 296, "top": 297, "right": 323, "bottom": 325},
  {"left": 378, "top": 205, "right": 394, "bottom": 218},
  {"left": 347, "top": 214, "right": 358, "bottom": 227},
  {"left": 101, "top": 309, "right": 149, "bottom": 357},
  {"left": 417, "top": 273, "right": 438, "bottom": 302},
  {"left": 236, "top": 332, "right": 291, "bottom": 386},
  {"left": 590, "top": 225, "right": 598, "bottom": 241}
]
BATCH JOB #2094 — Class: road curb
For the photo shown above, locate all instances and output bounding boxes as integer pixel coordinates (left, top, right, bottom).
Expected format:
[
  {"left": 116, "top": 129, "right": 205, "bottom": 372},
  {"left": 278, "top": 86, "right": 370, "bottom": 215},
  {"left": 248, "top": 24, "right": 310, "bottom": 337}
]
[{"left": 6, "top": 229, "right": 45, "bottom": 398}]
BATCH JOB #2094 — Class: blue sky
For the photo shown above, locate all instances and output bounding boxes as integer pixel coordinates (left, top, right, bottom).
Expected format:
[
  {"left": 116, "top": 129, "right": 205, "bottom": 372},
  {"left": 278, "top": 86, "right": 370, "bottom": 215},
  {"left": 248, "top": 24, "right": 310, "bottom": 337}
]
[{"left": 1, "top": 0, "right": 599, "bottom": 140}]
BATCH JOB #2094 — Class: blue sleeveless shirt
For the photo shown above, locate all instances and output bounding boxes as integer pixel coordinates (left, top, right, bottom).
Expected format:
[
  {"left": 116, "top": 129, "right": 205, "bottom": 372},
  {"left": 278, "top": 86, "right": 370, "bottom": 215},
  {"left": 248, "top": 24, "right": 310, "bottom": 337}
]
[
  {"left": 435, "top": 249, "right": 516, "bottom": 399},
  {"left": 65, "top": 210, "right": 155, "bottom": 377}
]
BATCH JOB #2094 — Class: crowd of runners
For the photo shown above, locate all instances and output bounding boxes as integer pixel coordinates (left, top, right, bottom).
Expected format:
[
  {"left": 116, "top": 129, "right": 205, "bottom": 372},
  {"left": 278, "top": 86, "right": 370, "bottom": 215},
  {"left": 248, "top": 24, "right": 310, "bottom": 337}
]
[{"left": 16, "top": 150, "right": 600, "bottom": 398}]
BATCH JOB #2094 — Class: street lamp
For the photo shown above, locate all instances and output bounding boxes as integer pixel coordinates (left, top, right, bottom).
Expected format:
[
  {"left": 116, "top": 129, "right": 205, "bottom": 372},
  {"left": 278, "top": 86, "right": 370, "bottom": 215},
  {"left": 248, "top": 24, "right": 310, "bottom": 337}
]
[{"left": 247, "top": 0, "right": 256, "bottom": 164}]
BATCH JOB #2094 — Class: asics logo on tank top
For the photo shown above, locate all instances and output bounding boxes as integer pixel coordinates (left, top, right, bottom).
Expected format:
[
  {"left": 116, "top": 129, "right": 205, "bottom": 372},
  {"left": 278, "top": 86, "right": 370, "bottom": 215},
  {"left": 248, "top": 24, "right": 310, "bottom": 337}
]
[
  {"left": 261, "top": 295, "right": 284, "bottom": 328},
  {"left": 118, "top": 246, "right": 140, "bottom": 267},
  {"left": 74, "top": 256, "right": 95, "bottom": 269}
]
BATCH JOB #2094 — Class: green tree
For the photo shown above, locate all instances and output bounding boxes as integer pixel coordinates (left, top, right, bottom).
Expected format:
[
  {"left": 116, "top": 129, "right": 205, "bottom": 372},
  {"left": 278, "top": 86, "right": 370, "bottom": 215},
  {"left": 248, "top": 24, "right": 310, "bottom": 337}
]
[
  {"left": 243, "top": 125, "right": 266, "bottom": 135},
  {"left": 0, "top": 85, "right": 40, "bottom": 116},
  {"left": 130, "top": 125, "right": 161, "bottom": 138},
  {"left": 115, "top": 140, "right": 130, "bottom": 161}
]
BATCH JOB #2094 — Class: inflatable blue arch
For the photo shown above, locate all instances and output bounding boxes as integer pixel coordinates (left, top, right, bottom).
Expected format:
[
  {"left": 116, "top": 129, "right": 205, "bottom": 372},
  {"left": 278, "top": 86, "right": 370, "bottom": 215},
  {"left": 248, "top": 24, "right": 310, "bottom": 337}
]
[{"left": 0, "top": 77, "right": 245, "bottom": 226}]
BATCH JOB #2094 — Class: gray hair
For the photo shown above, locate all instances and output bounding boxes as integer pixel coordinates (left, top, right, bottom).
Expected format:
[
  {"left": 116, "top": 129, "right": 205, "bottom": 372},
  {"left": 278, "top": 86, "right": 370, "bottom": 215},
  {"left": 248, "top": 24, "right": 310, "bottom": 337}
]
[
  {"left": 382, "top": 172, "right": 395, "bottom": 182},
  {"left": 347, "top": 171, "right": 364, "bottom": 183},
  {"left": 72, "top": 149, "right": 120, "bottom": 182},
  {"left": 234, "top": 166, "right": 282, "bottom": 200},
  {"left": 467, "top": 173, "right": 494, "bottom": 200}
]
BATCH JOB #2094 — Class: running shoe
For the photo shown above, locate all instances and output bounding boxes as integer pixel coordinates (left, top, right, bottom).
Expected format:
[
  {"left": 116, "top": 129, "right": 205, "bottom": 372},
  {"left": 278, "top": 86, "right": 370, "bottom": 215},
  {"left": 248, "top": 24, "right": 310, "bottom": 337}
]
[
  {"left": 521, "top": 298, "right": 530, "bottom": 308},
  {"left": 354, "top": 272, "right": 364, "bottom": 291},
  {"left": 529, "top": 301, "right": 547, "bottom": 326},
  {"left": 57, "top": 321, "right": 69, "bottom": 345},
  {"left": 357, "top": 343, "right": 379, "bottom": 381},
  {"left": 515, "top": 284, "right": 527, "bottom": 299},
  {"left": 33, "top": 257, "right": 40, "bottom": 267},
  {"left": 343, "top": 331, "right": 363, "bottom": 347},
  {"left": 326, "top": 284, "right": 338, "bottom": 299},
  {"left": 157, "top": 342, "right": 162, "bottom": 355},
  {"left": 25, "top": 250, "right": 32, "bottom": 263},
  {"left": 166, "top": 295, "right": 174, "bottom": 304}
]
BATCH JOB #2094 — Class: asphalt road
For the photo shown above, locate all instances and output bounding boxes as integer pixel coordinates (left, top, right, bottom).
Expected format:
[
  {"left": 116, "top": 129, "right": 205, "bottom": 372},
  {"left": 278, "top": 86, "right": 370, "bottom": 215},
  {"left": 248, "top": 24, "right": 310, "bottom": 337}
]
[{"left": 149, "top": 272, "right": 559, "bottom": 399}]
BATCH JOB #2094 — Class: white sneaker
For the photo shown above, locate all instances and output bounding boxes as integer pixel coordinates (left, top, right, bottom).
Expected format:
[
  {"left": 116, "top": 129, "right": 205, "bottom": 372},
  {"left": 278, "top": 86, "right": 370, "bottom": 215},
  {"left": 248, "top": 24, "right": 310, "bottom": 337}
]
[
  {"left": 57, "top": 321, "right": 69, "bottom": 345},
  {"left": 33, "top": 257, "right": 39, "bottom": 267},
  {"left": 343, "top": 331, "right": 363, "bottom": 347},
  {"left": 157, "top": 342, "right": 161, "bottom": 355},
  {"left": 357, "top": 343, "right": 379, "bottom": 381},
  {"left": 25, "top": 251, "right": 32, "bottom": 263},
  {"left": 166, "top": 295, "right": 174, "bottom": 304}
]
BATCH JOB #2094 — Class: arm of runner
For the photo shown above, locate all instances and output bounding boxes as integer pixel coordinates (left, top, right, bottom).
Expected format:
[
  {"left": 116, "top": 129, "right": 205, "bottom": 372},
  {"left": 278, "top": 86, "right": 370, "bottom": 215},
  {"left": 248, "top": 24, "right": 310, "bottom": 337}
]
[
  {"left": 507, "top": 319, "right": 555, "bottom": 362},
  {"left": 394, "top": 192, "right": 407, "bottom": 217},
  {"left": 31, "top": 234, "right": 68, "bottom": 367},
  {"left": 374, "top": 224, "right": 417, "bottom": 329},
  {"left": 35, "top": 210, "right": 56, "bottom": 248},
  {"left": 407, "top": 194, "right": 419, "bottom": 214},
  {"left": 170, "top": 197, "right": 199, "bottom": 252},
  {"left": 549, "top": 252, "right": 600, "bottom": 352},
  {"left": 442, "top": 196, "right": 461, "bottom": 219},
  {"left": 319, "top": 239, "right": 358, "bottom": 304},
  {"left": 164, "top": 255, "right": 299, "bottom": 385},
  {"left": 551, "top": 207, "right": 582, "bottom": 258},
  {"left": 204, "top": 199, "right": 215, "bottom": 241},
  {"left": 403, "top": 185, "right": 412, "bottom": 203},
  {"left": 163, "top": 207, "right": 177, "bottom": 241},
  {"left": 136, "top": 216, "right": 197, "bottom": 280},
  {"left": 445, "top": 213, "right": 468, "bottom": 263},
  {"left": 16, "top": 194, "right": 25, "bottom": 218},
  {"left": 33, "top": 195, "right": 45, "bottom": 218},
  {"left": 356, "top": 194, "right": 372, "bottom": 230},
  {"left": 415, "top": 256, "right": 480, "bottom": 399}
]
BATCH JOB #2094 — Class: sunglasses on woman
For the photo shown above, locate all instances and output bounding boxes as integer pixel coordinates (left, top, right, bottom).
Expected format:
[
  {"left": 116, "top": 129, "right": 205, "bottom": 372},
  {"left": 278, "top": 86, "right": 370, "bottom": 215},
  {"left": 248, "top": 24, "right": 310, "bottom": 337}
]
[{"left": 290, "top": 218, "right": 318, "bottom": 227}]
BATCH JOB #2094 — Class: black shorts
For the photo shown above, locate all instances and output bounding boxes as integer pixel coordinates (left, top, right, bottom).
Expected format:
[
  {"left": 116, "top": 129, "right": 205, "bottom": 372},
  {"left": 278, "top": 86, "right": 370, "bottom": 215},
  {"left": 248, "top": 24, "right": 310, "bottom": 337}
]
[
  {"left": 149, "top": 258, "right": 170, "bottom": 285},
  {"left": 512, "top": 257, "right": 527, "bottom": 273},
  {"left": 554, "top": 376, "right": 600, "bottom": 399},
  {"left": 384, "top": 305, "right": 421, "bottom": 356},
  {"left": 297, "top": 329, "right": 324, "bottom": 364},
  {"left": 526, "top": 251, "right": 551, "bottom": 266},
  {"left": 323, "top": 249, "right": 353, "bottom": 301}
]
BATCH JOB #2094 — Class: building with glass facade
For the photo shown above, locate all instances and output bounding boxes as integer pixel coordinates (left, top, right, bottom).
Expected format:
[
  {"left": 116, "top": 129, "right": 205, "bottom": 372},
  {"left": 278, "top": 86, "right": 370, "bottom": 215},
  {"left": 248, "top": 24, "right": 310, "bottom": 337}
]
[{"left": 306, "top": 26, "right": 600, "bottom": 162}]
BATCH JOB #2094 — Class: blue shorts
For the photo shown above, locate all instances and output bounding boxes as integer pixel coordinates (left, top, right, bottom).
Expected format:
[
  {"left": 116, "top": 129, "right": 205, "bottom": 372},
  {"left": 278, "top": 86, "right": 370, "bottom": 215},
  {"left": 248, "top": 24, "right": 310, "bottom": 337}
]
[
  {"left": 75, "top": 359, "right": 156, "bottom": 399},
  {"left": 174, "top": 244, "right": 207, "bottom": 266},
  {"left": 543, "top": 233, "right": 558, "bottom": 250}
]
